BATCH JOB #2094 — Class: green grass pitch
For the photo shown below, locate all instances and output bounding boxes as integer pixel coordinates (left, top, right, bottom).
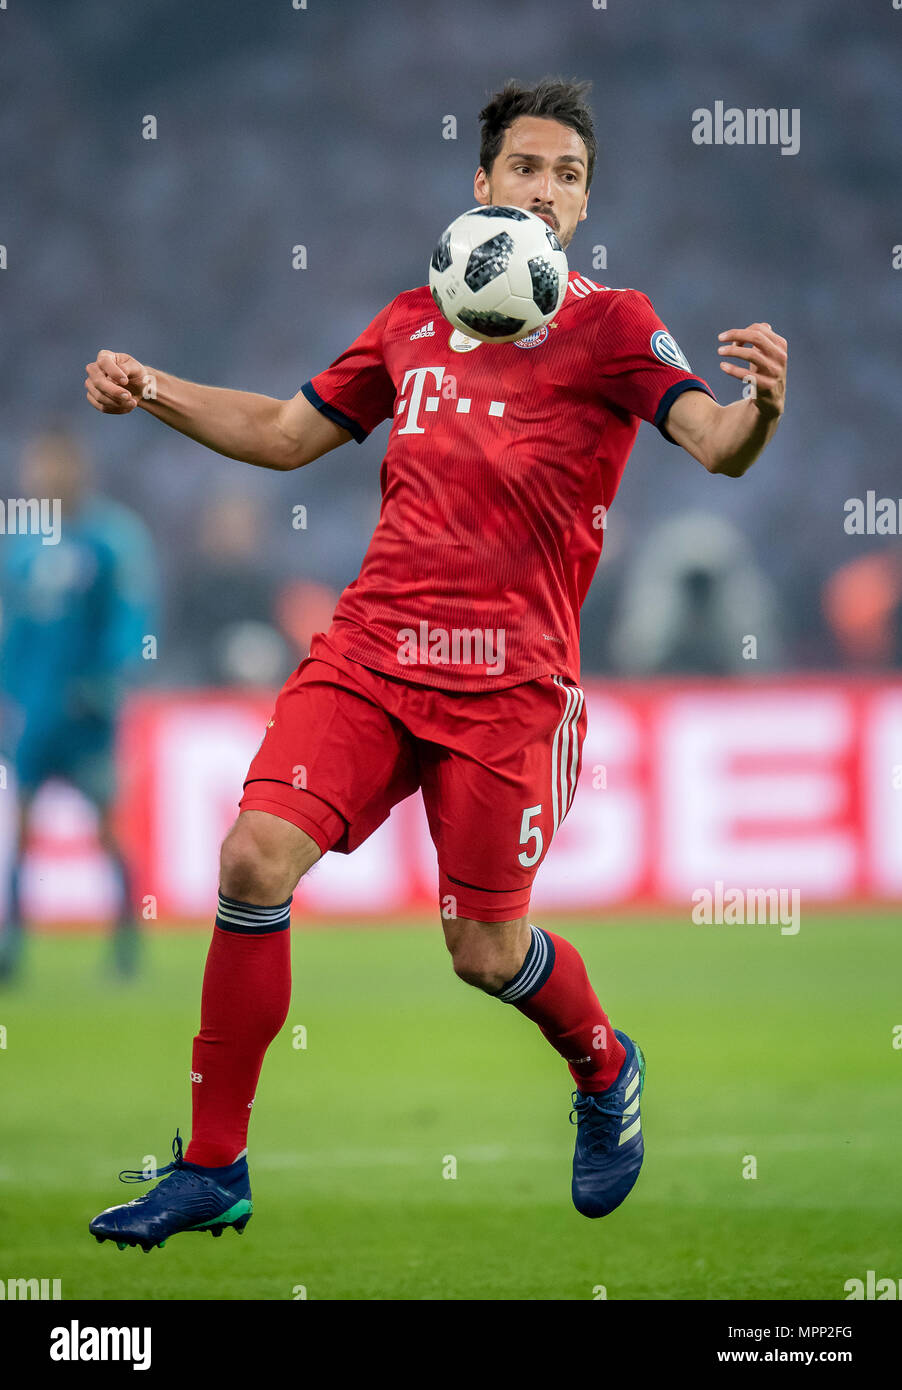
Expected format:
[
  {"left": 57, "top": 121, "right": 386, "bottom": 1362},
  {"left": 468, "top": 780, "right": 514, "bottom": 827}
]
[{"left": 1, "top": 914, "right": 899, "bottom": 1300}]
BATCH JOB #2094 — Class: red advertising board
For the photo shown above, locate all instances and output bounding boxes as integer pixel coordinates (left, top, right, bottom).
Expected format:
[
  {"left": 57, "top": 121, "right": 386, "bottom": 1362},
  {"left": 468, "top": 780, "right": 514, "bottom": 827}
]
[{"left": 5, "top": 680, "right": 902, "bottom": 922}]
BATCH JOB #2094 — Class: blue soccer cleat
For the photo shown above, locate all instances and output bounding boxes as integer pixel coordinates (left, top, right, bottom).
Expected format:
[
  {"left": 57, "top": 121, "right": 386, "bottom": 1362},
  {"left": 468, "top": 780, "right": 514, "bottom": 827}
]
[
  {"left": 570, "top": 1028, "right": 646, "bottom": 1218},
  {"left": 89, "top": 1131, "right": 252, "bottom": 1252}
]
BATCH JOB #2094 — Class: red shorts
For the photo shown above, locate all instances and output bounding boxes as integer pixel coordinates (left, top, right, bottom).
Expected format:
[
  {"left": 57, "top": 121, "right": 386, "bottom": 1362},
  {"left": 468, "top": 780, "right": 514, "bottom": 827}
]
[{"left": 239, "top": 632, "right": 586, "bottom": 922}]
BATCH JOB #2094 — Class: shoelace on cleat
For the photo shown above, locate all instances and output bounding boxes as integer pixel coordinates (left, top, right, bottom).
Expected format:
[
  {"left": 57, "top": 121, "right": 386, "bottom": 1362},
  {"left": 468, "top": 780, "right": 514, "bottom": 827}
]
[
  {"left": 569, "top": 1090, "right": 624, "bottom": 1154},
  {"left": 118, "top": 1130, "right": 187, "bottom": 1185}
]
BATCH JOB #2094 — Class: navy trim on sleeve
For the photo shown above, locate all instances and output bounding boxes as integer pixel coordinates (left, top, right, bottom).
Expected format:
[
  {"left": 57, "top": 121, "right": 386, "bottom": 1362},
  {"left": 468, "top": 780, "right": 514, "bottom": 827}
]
[
  {"left": 654, "top": 379, "right": 716, "bottom": 444},
  {"left": 300, "top": 381, "right": 369, "bottom": 444}
]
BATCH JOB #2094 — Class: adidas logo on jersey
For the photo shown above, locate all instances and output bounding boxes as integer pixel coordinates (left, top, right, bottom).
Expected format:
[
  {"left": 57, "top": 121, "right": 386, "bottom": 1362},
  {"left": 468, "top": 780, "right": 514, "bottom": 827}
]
[{"left": 410, "top": 320, "right": 436, "bottom": 340}]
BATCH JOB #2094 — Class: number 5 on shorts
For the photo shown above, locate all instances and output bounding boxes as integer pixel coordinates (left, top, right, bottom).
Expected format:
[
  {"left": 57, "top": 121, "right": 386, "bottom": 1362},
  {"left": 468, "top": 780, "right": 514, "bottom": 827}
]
[{"left": 518, "top": 804, "right": 544, "bottom": 868}]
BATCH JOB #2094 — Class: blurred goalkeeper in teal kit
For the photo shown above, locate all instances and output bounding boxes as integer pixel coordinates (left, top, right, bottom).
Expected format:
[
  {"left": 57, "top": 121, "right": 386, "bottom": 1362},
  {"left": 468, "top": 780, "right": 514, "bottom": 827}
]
[{"left": 0, "top": 430, "right": 159, "bottom": 982}]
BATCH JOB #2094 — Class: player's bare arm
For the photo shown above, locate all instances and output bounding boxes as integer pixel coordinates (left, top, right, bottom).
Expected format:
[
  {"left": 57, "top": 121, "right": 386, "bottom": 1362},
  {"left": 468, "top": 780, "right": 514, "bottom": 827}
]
[
  {"left": 84, "top": 350, "right": 350, "bottom": 470},
  {"left": 664, "top": 322, "right": 788, "bottom": 477}
]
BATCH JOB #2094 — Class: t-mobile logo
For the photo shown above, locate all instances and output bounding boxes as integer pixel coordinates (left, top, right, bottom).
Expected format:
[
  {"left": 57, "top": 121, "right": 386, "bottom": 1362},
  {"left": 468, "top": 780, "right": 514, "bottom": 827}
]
[{"left": 395, "top": 366, "right": 506, "bottom": 435}]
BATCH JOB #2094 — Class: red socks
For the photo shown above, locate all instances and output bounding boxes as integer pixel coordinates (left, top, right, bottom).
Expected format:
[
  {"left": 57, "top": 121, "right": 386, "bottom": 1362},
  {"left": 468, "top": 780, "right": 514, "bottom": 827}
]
[
  {"left": 496, "top": 926, "right": 626, "bottom": 1093},
  {"left": 185, "top": 902, "right": 620, "bottom": 1169},
  {"left": 185, "top": 894, "right": 292, "bottom": 1168}
]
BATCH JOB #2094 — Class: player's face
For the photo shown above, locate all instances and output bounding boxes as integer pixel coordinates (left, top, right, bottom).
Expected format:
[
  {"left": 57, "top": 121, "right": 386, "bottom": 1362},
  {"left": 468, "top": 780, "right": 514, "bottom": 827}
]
[
  {"left": 474, "top": 115, "right": 590, "bottom": 250},
  {"left": 22, "top": 437, "right": 89, "bottom": 515}
]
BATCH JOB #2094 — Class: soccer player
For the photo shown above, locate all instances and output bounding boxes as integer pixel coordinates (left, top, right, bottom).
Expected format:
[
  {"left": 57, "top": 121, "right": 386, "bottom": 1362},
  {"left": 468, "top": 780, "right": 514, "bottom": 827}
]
[
  {"left": 85, "top": 78, "right": 787, "bottom": 1250},
  {"left": 0, "top": 430, "right": 159, "bottom": 981}
]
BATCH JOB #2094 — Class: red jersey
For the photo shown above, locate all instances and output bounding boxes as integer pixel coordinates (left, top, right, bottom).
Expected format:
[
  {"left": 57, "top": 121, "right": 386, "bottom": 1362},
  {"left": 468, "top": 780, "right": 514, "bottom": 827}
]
[{"left": 301, "top": 271, "right": 715, "bottom": 691}]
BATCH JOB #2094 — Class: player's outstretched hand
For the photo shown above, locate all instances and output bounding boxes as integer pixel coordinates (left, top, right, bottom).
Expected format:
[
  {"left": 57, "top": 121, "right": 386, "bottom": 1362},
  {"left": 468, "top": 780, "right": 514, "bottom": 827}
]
[
  {"left": 84, "top": 350, "right": 148, "bottom": 414},
  {"left": 716, "top": 322, "right": 787, "bottom": 419}
]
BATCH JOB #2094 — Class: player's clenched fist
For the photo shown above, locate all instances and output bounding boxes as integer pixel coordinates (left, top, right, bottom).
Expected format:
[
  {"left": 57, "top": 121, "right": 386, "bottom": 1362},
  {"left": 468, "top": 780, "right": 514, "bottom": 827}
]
[{"left": 84, "top": 350, "right": 148, "bottom": 414}]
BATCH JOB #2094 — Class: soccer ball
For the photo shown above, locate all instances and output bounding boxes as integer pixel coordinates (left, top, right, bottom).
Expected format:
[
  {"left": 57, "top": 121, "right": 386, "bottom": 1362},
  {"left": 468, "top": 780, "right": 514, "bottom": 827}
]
[{"left": 428, "top": 206, "right": 569, "bottom": 343}]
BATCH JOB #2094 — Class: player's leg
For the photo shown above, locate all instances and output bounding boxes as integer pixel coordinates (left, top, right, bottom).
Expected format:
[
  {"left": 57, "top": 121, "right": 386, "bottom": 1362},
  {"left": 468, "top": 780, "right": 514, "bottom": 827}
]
[
  {"left": 90, "top": 643, "right": 420, "bottom": 1250},
  {"left": 443, "top": 904, "right": 646, "bottom": 1219},
  {"left": 441, "top": 912, "right": 530, "bottom": 992},
  {"left": 185, "top": 809, "right": 322, "bottom": 1170},
  {"left": 423, "top": 673, "right": 645, "bottom": 1217},
  {"left": 441, "top": 910, "right": 627, "bottom": 1093},
  {"left": 94, "top": 801, "right": 140, "bottom": 977},
  {"left": 89, "top": 811, "right": 320, "bottom": 1251},
  {"left": 0, "top": 793, "right": 33, "bottom": 982},
  {"left": 183, "top": 656, "right": 417, "bottom": 1169},
  {"left": 56, "top": 721, "right": 138, "bottom": 976}
]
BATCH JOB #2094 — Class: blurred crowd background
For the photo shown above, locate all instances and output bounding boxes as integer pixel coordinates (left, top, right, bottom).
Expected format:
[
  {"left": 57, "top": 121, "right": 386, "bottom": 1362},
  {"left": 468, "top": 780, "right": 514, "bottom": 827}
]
[{"left": 2, "top": 0, "right": 900, "bottom": 687}]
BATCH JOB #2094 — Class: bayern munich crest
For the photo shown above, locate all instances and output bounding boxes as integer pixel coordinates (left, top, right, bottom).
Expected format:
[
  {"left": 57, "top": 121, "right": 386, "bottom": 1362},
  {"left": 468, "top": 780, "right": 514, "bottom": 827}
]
[{"left": 513, "top": 325, "right": 550, "bottom": 350}]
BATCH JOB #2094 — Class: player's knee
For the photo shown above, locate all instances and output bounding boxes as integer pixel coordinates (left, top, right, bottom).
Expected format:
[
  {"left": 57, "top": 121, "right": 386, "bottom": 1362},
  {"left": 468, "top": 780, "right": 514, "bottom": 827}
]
[
  {"left": 446, "top": 914, "right": 530, "bottom": 994},
  {"left": 219, "top": 812, "right": 319, "bottom": 903},
  {"left": 451, "top": 953, "right": 512, "bottom": 993},
  {"left": 449, "top": 936, "right": 522, "bottom": 993},
  {"left": 219, "top": 832, "right": 282, "bottom": 902}
]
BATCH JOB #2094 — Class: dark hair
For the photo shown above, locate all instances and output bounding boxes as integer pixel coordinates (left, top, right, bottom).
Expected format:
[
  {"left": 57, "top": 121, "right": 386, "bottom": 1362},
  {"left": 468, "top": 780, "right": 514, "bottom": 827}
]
[{"left": 478, "top": 78, "right": 597, "bottom": 190}]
